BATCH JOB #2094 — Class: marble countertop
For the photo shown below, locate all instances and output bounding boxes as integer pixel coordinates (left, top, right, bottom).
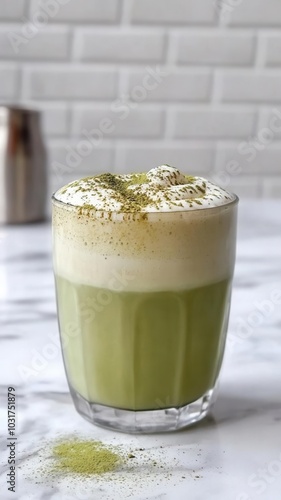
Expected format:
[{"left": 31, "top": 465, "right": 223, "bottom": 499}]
[{"left": 0, "top": 200, "right": 281, "bottom": 500}]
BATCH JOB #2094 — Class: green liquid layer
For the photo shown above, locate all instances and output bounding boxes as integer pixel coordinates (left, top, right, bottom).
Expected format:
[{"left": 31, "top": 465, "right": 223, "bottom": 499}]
[{"left": 55, "top": 276, "right": 231, "bottom": 411}]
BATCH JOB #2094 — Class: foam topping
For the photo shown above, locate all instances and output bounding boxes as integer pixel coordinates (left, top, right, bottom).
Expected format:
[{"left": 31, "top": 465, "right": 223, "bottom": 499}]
[{"left": 54, "top": 165, "right": 235, "bottom": 213}]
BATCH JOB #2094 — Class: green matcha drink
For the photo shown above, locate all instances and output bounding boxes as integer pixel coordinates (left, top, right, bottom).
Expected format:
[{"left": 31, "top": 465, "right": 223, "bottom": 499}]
[{"left": 52, "top": 165, "right": 238, "bottom": 432}]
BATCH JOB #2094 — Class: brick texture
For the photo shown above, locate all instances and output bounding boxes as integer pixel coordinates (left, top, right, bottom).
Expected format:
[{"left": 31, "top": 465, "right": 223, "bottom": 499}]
[
  {"left": 177, "top": 32, "right": 255, "bottom": 66},
  {"left": 131, "top": 0, "right": 216, "bottom": 25},
  {"left": 215, "top": 141, "right": 281, "bottom": 176},
  {"left": 71, "top": 105, "right": 165, "bottom": 138},
  {"left": 126, "top": 69, "right": 211, "bottom": 102},
  {"left": 221, "top": 72, "right": 281, "bottom": 103},
  {"left": 0, "top": 27, "right": 70, "bottom": 60},
  {"left": 262, "top": 177, "right": 281, "bottom": 197},
  {"left": 0, "top": 0, "right": 26, "bottom": 20},
  {"left": 25, "top": 67, "right": 118, "bottom": 100},
  {"left": 0, "top": 66, "right": 19, "bottom": 98},
  {"left": 0, "top": 0, "right": 279, "bottom": 199},
  {"left": 264, "top": 35, "right": 281, "bottom": 66},
  {"left": 172, "top": 108, "right": 256, "bottom": 139},
  {"left": 229, "top": 0, "right": 281, "bottom": 27},
  {"left": 257, "top": 107, "right": 281, "bottom": 140},
  {"left": 215, "top": 142, "right": 261, "bottom": 179},
  {"left": 39, "top": 104, "right": 69, "bottom": 136},
  {"left": 75, "top": 30, "right": 166, "bottom": 63},
  {"left": 30, "top": 0, "right": 120, "bottom": 23},
  {"left": 114, "top": 142, "right": 215, "bottom": 173},
  {"left": 49, "top": 140, "right": 114, "bottom": 176}
]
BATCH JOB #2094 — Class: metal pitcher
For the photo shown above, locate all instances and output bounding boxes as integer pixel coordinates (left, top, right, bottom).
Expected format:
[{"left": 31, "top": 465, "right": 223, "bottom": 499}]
[{"left": 0, "top": 106, "right": 47, "bottom": 224}]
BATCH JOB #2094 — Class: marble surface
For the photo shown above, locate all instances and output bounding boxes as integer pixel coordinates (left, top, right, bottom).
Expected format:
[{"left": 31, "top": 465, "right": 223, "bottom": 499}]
[{"left": 0, "top": 200, "right": 281, "bottom": 500}]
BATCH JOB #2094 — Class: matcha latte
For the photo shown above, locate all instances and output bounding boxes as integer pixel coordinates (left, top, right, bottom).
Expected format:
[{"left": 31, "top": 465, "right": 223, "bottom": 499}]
[{"left": 52, "top": 165, "right": 238, "bottom": 432}]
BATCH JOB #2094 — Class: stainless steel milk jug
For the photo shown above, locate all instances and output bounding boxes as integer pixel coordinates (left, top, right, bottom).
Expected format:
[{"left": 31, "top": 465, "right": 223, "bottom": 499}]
[{"left": 0, "top": 106, "right": 47, "bottom": 224}]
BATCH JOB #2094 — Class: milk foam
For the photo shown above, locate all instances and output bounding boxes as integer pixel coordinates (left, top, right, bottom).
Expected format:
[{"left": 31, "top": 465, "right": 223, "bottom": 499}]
[
  {"left": 53, "top": 167, "right": 238, "bottom": 292},
  {"left": 54, "top": 165, "right": 236, "bottom": 213}
]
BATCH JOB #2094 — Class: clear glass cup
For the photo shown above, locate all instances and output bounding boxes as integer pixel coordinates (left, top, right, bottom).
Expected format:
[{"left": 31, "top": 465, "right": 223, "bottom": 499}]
[{"left": 52, "top": 194, "right": 238, "bottom": 433}]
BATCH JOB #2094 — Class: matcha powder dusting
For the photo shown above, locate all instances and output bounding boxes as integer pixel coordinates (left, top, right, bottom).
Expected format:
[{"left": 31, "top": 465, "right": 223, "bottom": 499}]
[{"left": 51, "top": 439, "right": 122, "bottom": 476}]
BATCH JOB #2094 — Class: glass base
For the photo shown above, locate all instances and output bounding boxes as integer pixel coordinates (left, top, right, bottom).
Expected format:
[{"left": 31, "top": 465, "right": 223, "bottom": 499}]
[{"left": 70, "top": 385, "right": 219, "bottom": 434}]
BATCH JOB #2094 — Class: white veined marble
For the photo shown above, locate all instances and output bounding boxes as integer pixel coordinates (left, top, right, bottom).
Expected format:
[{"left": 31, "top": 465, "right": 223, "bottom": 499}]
[{"left": 0, "top": 200, "right": 280, "bottom": 500}]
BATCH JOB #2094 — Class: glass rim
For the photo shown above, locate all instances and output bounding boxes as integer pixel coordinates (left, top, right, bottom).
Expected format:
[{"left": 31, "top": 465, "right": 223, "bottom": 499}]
[{"left": 52, "top": 190, "right": 239, "bottom": 218}]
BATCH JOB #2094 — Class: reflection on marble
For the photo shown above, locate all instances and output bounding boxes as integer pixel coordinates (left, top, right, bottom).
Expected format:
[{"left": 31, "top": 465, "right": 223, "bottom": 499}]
[{"left": 0, "top": 200, "right": 281, "bottom": 500}]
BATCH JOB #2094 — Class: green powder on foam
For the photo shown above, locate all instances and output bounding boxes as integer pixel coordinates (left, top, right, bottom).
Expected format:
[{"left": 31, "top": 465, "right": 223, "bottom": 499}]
[
  {"left": 51, "top": 439, "right": 123, "bottom": 476},
  {"left": 72, "top": 170, "right": 200, "bottom": 215}
]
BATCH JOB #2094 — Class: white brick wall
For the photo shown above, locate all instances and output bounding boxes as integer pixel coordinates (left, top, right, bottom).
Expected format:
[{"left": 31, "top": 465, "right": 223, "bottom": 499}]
[
  {"left": 114, "top": 142, "right": 215, "bottom": 174},
  {"left": 72, "top": 105, "right": 164, "bottom": 138},
  {"left": 0, "top": 0, "right": 280, "bottom": 198},
  {"left": 131, "top": 0, "right": 216, "bottom": 25},
  {"left": 0, "top": 65, "right": 19, "bottom": 98},
  {"left": 0, "top": 26, "right": 70, "bottom": 60},
  {"left": 39, "top": 104, "right": 69, "bottom": 136},
  {"left": 229, "top": 0, "right": 281, "bottom": 27},
  {"left": 0, "top": 0, "right": 26, "bottom": 20},
  {"left": 74, "top": 29, "right": 166, "bottom": 63},
  {"left": 25, "top": 67, "right": 118, "bottom": 99},
  {"left": 30, "top": 0, "right": 120, "bottom": 24},
  {"left": 220, "top": 72, "right": 281, "bottom": 103},
  {"left": 127, "top": 69, "right": 211, "bottom": 102},
  {"left": 176, "top": 32, "right": 255, "bottom": 66},
  {"left": 262, "top": 177, "right": 281, "bottom": 197},
  {"left": 171, "top": 107, "right": 256, "bottom": 139},
  {"left": 264, "top": 35, "right": 281, "bottom": 66},
  {"left": 257, "top": 107, "right": 281, "bottom": 140},
  {"left": 49, "top": 140, "right": 114, "bottom": 175}
]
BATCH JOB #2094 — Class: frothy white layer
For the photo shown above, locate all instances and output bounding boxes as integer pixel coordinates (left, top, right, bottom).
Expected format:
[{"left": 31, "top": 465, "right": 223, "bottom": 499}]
[
  {"left": 54, "top": 247, "right": 234, "bottom": 291},
  {"left": 54, "top": 165, "right": 235, "bottom": 213},
  {"left": 53, "top": 201, "right": 238, "bottom": 291}
]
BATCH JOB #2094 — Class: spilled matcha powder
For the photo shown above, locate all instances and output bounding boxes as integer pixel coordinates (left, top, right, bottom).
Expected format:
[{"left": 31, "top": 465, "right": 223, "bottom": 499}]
[
  {"left": 20, "top": 437, "right": 199, "bottom": 497},
  {"left": 52, "top": 439, "right": 122, "bottom": 475}
]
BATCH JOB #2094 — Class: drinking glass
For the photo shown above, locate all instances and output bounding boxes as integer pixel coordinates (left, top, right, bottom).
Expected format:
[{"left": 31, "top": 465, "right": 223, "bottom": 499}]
[{"left": 52, "top": 194, "right": 238, "bottom": 433}]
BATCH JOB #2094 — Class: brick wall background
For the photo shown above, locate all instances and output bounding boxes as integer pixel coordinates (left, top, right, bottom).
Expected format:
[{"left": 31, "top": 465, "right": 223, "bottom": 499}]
[{"left": 1, "top": 0, "right": 281, "bottom": 198}]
